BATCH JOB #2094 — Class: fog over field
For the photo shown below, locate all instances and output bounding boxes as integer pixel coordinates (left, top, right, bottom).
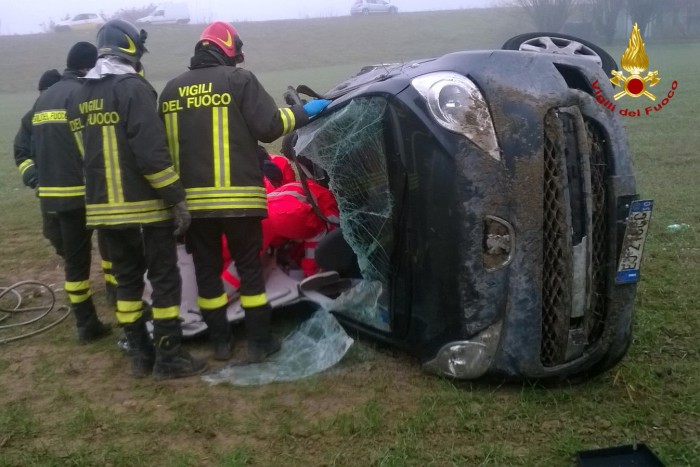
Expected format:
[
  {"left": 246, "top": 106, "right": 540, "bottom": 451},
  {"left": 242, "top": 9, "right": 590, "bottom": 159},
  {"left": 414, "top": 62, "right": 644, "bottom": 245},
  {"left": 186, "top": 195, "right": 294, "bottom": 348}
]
[{"left": 1, "top": 0, "right": 495, "bottom": 35}]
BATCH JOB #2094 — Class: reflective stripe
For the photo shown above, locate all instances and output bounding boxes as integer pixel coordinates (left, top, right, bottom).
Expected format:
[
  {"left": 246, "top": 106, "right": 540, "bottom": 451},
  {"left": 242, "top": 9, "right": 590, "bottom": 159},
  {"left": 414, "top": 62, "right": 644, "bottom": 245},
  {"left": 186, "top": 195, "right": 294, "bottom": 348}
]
[
  {"left": 104, "top": 274, "right": 118, "bottom": 285},
  {"left": 267, "top": 190, "right": 307, "bottom": 203},
  {"left": 144, "top": 167, "right": 180, "bottom": 189},
  {"left": 101, "top": 260, "right": 112, "bottom": 269},
  {"left": 74, "top": 131, "right": 85, "bottom": 157},
  {"left": 67, "top": 290, "right": 92, "bottom": 304},
  {"left": 86, "top": 198, "right": 173, "bottom": 225},
  {"left": 152, "top": 305, "right": 180, "bottom": 320},
  {"left": 117, "top": 300, "right": 143, "bottom": 312},
  {"left": 212, "top": 106, "right": 231, "bottom": 188},
  {"left": 32, "top": 110, "right": 67, "bottom": 125},
  {"left": 65, "top": 280, "right": 90, "bottom": 292},
  {"left": 279, "top": 108, "right": 296, "bottom": 135},
  {"left": 116, "top": 310, "right": 142, "bottom": 324},
  {"left": 164, "top": 112, "right": 180, "bottom": 172},
  {"left": 38, "top": 186, "right": 85, "bottom": 198},
  {"left": 186, "top": 186, "right": 266, "bottom": 196},
  {"left": 103, "top": 125, "right": 123, "bottom": 204},
  {"left": 197, "top": 293, "right": 228, "bottom": 310},
  {"left": 279, "top": 108, "right": 290, "bottom": 135},
  {"left": 240, "top": 293, "right": 267, "bottom": 308},
  {"left": 221, "top": 269, "right": 240, "bottom": 289},
  {"left": 86, "top": 210, "right": 173, "bottom": 226},
  {"left": 186, "top": 198, "right": 267, "bottom": 211},
  {"left": 87, "top": 199, "right": 168, "bottom": 213},
  {"left": 18, "top": 159, "right": 34, "bottom": 175}
]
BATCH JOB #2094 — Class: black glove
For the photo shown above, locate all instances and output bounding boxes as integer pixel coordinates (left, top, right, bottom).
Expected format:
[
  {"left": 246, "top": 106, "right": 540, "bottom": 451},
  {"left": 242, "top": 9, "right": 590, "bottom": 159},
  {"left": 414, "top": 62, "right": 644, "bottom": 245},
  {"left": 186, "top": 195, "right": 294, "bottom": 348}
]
[
  {"left": 22, "top": 165, "right": 39, "bottom": 189},
  {"left": 172, "top": 201, "right": 191, "bottom": 237},
  {"left": 262, "top": 160, "right": 283, "bottom": 187}
]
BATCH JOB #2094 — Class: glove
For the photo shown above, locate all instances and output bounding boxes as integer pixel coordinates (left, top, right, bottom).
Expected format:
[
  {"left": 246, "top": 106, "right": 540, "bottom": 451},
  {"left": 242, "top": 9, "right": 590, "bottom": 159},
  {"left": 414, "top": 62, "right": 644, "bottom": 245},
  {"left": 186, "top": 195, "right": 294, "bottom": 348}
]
[
  {"left": 172, "top": 201, "right": 191, "bottom": 237},
  {"left": 303, "top": 99, "right": 331, "bottom": 118},
  {"left": 22, "top": 165, "right": 39, "bottom": 189},
  {"left": 262, "top": 159, "right": 283, "bottom": 187}
]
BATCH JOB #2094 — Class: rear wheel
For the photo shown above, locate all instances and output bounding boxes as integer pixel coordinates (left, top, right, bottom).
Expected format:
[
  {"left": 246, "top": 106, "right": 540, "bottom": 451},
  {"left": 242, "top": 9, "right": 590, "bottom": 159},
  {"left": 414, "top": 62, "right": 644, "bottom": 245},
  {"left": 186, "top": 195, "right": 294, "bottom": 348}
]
[
  {"left": 362, "top": 8, "right": 370, "bottom": 15},
  {"left": 502, "top": 32, "right": 618, "bottom": 78},
  {"left": 389, "top": 7, "right": 398, "bottom": 14}
]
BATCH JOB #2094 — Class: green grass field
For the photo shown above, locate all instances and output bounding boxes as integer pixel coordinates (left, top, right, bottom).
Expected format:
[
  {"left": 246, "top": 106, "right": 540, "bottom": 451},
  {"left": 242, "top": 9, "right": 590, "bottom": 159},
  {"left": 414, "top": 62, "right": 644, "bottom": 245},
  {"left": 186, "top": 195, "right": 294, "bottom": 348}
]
[{"left": 0, "top": 8, "right": 698, "bottom": 466}]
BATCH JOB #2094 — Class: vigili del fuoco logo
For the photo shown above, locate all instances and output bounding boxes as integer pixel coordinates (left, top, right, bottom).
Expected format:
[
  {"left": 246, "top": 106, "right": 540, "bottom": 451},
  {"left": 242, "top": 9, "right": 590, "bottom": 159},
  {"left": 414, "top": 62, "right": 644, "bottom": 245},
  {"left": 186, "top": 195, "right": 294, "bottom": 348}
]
[{"left": 592, "top": 23, "right": 677, "bottom": 117}]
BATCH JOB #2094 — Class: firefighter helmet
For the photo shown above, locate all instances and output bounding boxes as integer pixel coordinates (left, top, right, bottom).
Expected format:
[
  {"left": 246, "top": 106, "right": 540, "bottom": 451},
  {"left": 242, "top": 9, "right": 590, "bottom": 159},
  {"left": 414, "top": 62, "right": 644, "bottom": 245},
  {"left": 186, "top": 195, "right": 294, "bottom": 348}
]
[
  {"left": 198, "top": 22, "right": 244, "bottom": 63},
  {"left": 96, "top": 19, "right": 148, "bottom": 65}
]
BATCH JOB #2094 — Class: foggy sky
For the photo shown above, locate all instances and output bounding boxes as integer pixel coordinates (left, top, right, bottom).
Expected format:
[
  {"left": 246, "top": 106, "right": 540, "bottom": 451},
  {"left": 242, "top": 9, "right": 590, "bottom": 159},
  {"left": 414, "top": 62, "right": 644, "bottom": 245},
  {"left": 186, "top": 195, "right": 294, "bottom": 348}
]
[{"left": 0, "top": 0, "right": 495, "bottom": 35}]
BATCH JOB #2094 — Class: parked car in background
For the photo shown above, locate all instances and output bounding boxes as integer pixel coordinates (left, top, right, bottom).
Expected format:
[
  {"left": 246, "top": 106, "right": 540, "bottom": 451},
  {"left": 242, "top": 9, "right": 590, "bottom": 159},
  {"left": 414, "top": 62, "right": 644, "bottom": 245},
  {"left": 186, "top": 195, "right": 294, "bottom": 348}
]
[
  {"left": 136, "top": 2, "right": 190, "bottom": 25},
  {"left": 54, "top": 13, "right": 104, "bottom": 32},
  {"left": 351, "top": 0, "right": 398, "bottom": 15}
]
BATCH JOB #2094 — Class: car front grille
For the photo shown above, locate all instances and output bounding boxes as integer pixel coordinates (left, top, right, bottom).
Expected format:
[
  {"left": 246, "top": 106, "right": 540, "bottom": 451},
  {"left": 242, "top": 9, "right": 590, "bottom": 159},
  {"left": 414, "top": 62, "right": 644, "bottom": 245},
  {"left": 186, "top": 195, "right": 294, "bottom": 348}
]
[
  {"left": 541, "top": 108, "right": 609, "bottom": 367},
  {"left": 585, "top": 121, "right": 610, "bottom": 343}
]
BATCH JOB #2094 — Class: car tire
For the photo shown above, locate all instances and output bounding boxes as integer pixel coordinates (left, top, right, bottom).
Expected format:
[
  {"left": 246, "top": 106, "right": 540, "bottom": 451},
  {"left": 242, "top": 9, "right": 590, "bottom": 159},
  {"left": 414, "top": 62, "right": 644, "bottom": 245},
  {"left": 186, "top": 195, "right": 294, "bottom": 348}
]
[
  {"left": 362, "top": 8, "right": 370, "bottom": 15},
  {"left": 389, "top": 7, "right": 398, "bottom": 14},
  {"left": 502, "top": 32, "right": 618, "bottom": 78}
]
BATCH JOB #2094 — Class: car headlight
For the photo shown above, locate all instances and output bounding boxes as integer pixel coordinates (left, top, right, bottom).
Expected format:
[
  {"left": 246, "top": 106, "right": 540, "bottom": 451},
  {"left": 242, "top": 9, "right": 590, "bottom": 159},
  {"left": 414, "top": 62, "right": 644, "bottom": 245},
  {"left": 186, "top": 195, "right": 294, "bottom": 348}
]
[
  {"left": 411, "top": 72, "right": 501, "bottom": 161},
  {"left": 422, "top": 321, "right": 502, "bottom": 379}
]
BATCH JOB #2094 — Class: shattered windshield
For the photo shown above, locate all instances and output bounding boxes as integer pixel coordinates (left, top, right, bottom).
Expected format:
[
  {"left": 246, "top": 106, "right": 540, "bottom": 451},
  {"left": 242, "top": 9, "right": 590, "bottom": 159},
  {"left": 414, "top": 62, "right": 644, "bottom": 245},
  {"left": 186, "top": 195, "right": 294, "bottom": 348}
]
[{"left": 295, "top": 97, "right": 394, "bottom": 330}]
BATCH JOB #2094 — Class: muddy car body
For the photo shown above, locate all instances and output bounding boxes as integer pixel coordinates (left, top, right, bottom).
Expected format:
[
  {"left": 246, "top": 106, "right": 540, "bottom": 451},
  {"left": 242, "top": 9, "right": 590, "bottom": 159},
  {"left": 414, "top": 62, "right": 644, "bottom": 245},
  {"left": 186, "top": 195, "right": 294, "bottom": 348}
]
[{"left": 290, "top": 42, "right": 645, "bottom": 381}]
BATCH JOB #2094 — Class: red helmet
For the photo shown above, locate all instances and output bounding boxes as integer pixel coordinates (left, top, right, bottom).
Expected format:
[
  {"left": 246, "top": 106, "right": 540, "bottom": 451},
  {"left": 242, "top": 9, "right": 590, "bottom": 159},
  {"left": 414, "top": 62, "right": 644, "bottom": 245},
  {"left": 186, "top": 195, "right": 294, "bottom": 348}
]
[{"left": 199, "top": 22, "right": 244, "bottom": 62}]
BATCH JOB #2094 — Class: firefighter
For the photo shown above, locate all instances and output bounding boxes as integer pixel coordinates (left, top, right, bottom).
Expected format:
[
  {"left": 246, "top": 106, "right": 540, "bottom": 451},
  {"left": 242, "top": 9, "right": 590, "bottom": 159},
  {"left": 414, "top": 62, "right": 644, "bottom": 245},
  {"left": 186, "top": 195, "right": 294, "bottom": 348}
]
[
  {"left": 159, "top": 21, "right": 330, "bottom": 362},
  {"left": 67, "top": 20, "right": 206, "bottom": 379},
  {"left": 31, "top": 43, "right": 112, "bottom": 344},
  {"left": 17, "top": 67, "right": 117, "bottom": 308},
  {"left": 14, "top": 69, "right": 62, "bottom": 256}
]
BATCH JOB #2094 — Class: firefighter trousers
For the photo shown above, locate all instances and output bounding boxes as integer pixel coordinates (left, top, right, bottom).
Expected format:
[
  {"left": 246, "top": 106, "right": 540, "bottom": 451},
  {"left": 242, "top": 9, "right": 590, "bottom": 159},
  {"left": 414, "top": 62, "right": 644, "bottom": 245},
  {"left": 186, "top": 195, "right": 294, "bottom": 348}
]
[
  {"left": 42, "top": 211, "right": 65, "bottom": 258},
  {"left": 50, "top": 208, "right": 94, "bottom": 304},
  {"left": 186, "top": 217, "right": 267, "bottom": 311},
  {"left": 100, "top": 225, "right": 181, "bottom": 325},
  {"left": 97, "top": 230, "right": 117, "bottom": 290}
]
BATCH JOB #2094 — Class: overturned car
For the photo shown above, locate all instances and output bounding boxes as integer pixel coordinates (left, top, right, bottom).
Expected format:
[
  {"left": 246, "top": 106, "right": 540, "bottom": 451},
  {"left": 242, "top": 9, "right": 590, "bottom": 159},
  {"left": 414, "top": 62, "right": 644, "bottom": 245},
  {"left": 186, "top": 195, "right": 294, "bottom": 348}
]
[{"left": 166, "top": 34, "right": 652, "bottom": 381}]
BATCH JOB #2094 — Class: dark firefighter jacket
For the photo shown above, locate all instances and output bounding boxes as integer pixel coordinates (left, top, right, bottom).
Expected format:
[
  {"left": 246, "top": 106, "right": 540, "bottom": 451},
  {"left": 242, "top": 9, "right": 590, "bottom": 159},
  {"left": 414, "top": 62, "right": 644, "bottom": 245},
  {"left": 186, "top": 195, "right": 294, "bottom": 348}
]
[
  {"left": 14, "top": 108, "right": 36, "bottom": 184},
  {"left": 31, "top": 70, "right": 87, "bottom": 212},
  {"left": 158, "top": 53, "right": 308, "bottom": 218},
  {"left": 67, "top": 73, "right": 185, "bottom": 228}
]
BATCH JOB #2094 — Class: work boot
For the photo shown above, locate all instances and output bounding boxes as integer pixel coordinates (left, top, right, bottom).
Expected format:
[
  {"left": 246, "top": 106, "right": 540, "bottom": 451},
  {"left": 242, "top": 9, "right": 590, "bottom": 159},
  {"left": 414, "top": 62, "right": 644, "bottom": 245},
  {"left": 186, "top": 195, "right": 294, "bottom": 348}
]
[
  {"left": 201, "top": 307, "right": 233, "bottom": 361},
  {"left": 122, "top": 317, "right": 155, "bottom": 378},
  {"left": 152, "top": 319, "right": 207, "bottom": 380},
  {"left": 244, "top": 304, "right": 281, "bottom": 363},
  {"left": 73, "top": 298, "right": 111, "bottom": 344}
]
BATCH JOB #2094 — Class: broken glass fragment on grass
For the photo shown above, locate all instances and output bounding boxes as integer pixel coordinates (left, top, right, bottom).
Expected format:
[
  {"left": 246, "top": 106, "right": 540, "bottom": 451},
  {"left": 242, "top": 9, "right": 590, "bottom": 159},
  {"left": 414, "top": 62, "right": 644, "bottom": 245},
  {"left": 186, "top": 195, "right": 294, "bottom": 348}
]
[{"left": 202, "top": 309, "right": 353, "bottom": 386}]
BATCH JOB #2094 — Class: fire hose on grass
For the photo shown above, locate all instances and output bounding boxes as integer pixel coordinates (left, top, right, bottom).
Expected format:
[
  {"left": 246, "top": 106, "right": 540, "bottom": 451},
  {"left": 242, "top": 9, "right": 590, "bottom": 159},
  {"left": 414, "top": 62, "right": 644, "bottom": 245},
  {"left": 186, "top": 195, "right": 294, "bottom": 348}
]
[{"left": 0, "top": 280, "right": 71, "bottom": 344}]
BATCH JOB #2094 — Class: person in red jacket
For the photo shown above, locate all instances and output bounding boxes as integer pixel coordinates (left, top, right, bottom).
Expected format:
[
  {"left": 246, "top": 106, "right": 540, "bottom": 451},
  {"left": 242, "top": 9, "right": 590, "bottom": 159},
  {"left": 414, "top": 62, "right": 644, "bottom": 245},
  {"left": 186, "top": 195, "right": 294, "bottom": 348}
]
[{"left": 263, "top": 179, "right": 339, "bottom": 276}]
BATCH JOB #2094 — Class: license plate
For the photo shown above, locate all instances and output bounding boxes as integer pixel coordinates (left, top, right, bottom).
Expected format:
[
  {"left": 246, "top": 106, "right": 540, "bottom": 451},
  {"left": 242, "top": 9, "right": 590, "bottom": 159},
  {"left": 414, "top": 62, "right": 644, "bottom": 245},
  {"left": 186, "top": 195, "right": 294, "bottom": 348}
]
[{"left": 616, "top": 199, "right": 654, "bottom": 284}]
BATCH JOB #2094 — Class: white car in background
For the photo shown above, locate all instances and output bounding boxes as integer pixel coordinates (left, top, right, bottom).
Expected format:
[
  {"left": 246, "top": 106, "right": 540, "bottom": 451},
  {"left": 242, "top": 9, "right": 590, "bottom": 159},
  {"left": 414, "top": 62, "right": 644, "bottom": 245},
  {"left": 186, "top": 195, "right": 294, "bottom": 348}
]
[
  {"left": 351, "top": 0, "right": 398, "bottom": 15},
  {"left": 54, "top": 13, "right": 105, "bottom": 32},
  {"left": 136, "top": 3, "right": 191, "bottom": 25}
]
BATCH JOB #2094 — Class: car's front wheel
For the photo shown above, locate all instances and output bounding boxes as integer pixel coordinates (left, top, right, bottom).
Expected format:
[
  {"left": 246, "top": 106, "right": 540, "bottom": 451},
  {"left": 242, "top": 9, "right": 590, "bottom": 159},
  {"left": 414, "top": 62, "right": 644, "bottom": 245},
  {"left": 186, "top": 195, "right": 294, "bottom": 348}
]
[
  {"left": 389, "top": 7, "right": 398, "bottom": 14},
  {"left": 362, "top": 8, "right": 370, "bottom": 15},
  {"left": 502, "top": 32, "right": 618, "bottom": 78}
]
